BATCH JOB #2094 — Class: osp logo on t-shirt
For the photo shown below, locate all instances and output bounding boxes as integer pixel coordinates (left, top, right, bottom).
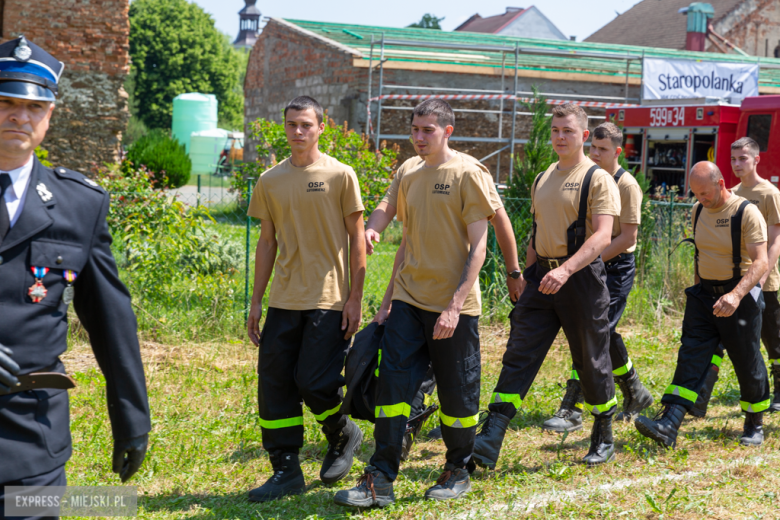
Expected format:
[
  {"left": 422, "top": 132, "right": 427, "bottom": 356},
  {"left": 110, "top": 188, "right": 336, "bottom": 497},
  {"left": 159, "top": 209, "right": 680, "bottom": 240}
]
[
  {"left": 562, "top": 182, "right": 580, "bottom": 192},
  {"left": 432, "top": 183, "right": 451, "bottom": 195},
  {"left": 307, "top": 181, "right": 326, "bottom": 193},
  {"left": 749, "top": 199, "right": 760, "bottom": 205},
  {"left": 716, "top": 218, "right": 730, "bottom": 228}
]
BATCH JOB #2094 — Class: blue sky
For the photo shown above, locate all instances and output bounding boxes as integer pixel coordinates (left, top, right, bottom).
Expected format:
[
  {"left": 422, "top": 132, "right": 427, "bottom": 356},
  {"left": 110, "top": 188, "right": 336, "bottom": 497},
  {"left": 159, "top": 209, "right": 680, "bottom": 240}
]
[{"left": 192, "top": 0, "right": 644, "bottom": 44}]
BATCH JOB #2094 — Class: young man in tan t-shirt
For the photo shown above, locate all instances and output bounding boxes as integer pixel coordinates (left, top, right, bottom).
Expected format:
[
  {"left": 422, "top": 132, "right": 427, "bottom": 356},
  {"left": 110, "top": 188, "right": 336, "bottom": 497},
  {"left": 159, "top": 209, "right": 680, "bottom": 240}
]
[
  {"left": 692, "top": 137, "right": 780, "bottom": 417},
  {"left": 635, "top": 161, "right": 770, "bottom": 448},
  {"left": 543, "top": 122, "right": 653, "bottom": 433},
  {"left": 245, "top": 96, "right": 366, "bottom": 501},
  {"left": 473, "top": 104, "right": 621, "bottom": 469},
  {"left": 365, "top": 152, "right": 522, "bottom": 446},
  {"left": 335, "top": 99, "right": 495, "bottom": 508}
]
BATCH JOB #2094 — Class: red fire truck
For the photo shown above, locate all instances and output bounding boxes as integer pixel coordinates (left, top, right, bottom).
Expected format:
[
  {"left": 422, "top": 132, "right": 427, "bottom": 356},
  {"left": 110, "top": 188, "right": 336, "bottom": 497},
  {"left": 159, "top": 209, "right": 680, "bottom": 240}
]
[{"left": 606, "top": 96, "right": 780, "bottom": 194}]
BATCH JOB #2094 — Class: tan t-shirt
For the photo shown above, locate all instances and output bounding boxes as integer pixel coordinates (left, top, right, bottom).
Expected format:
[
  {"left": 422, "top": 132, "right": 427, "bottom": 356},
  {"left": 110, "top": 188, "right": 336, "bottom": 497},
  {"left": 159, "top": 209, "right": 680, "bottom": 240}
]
[
  {"left": 382, "top": 152, "right": 503, "bottom": 211},
  {"left": 610, "top": 167, "right": 643, "bottom": 255},
  {"left": 531, "top": 158, "right": 620, "bottom": 259},
  {"left": 733, "top": 180, "right": 780, "bottom": 292},
  {"left": 693, "top": 195, "right": 767, "bottom": 282},
  {"left": 393, "top": 153, "right": 496, "bottom": 316},
  {"left": 247, "top": 154, "right": 365, "bottom": 311}
]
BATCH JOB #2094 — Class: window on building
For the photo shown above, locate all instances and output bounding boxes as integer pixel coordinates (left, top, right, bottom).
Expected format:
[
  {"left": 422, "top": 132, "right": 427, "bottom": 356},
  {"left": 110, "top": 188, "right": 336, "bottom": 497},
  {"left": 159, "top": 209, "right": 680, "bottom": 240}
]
[{"left": 747, "top": 114, "right": 772, "bottom": 152}]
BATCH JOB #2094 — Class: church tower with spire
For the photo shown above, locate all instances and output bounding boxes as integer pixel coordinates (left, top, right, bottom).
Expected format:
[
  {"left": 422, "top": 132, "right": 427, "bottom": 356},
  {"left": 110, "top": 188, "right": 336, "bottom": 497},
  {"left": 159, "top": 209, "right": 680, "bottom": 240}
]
[{"left": 233, "top": 0, "right": 261, "bottom": 49}]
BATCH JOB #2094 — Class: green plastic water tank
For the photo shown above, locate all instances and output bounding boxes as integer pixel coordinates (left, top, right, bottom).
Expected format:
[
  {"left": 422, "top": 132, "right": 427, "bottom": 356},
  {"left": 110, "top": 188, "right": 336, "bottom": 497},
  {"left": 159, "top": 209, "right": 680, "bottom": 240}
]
[
  {"left": 190, "top": 128, "right": 229, "bottom": 175},
  {"left": 172, "top": 93, "right": 218, "bottom": 152}
]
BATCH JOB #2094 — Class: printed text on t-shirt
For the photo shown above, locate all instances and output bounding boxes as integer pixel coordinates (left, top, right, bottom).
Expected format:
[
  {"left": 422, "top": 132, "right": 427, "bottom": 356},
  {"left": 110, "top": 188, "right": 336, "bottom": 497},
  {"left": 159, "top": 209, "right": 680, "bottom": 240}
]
[
  {"left": 432, "top": 183, "right": 451, "bottom": 195},
  {"left": 307, "top": 181, "right": 326, "bottom": 193}
]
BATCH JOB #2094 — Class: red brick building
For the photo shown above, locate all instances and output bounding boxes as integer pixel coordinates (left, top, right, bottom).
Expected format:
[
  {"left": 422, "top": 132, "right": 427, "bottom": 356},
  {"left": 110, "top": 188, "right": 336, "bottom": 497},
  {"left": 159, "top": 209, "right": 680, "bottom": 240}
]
[{"left": 0, "top": 0, "right": 130, "bottom": 170}]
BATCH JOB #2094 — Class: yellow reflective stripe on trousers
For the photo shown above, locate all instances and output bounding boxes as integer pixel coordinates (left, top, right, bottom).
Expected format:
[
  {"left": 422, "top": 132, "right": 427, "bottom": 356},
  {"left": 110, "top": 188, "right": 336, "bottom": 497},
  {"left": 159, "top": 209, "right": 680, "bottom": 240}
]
[
  {"left": 770, "top": 359, "right": 780, "bottom": 366},
  {"left": 490, "top": 392, "right": 522, "bottom": 409},
  {"left": 741, "top": 399, "right": 771, "bottom": 413},
  {"left": 664, "top": 384, "right": 698, "bottom": 403},
  {"left": 584, "top": 395, "right": 618, "bottom": 415},
  {"left": 375, "top": 349, "right": 382, "bottom": 377},
  {"left": 612, "top": 358, "right": 633, "bottom": 377},
  {"left": 259, "top": 416, "right": 304, "bottom": 429},
  {"left": 375, "top": 402, "right": 411, "bottom": 419},
  {"left": 570, "top": 369, "right": 580, "bottom": 381},
  {"left": 439, "top": 410, "right": 481, "bottom": 428},
  {"left": 312, "top": 404, "right": 341, "bottom": 421},
  {"left": 711, "top": 354, "right": 723, "bottom": 368}
]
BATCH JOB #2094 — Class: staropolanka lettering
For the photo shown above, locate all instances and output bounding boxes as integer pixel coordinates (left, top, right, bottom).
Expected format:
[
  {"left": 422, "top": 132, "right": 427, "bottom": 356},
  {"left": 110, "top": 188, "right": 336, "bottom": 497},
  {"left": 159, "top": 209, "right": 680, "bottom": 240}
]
[{"left": 658, "top": 71, "right": 744, "bottom": 94}]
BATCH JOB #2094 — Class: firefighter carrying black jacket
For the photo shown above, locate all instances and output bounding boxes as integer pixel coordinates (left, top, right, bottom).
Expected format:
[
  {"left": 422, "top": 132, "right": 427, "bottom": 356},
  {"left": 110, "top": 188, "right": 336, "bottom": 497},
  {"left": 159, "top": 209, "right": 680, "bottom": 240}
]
[
  {"left": 472, "top": 103, "right": 621, "bottom": 469},
  {"left": 334, "top": 99, "right": 495, "bottom": 508},
  {"left": 634, "top": 161, "right": 770, "bottom": 448}
]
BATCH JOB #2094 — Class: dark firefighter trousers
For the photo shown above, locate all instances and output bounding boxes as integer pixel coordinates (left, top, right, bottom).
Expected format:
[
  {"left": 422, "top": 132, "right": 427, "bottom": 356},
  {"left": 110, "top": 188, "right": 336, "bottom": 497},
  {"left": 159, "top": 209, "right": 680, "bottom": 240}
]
[
  {"left": 710, "top": 290, "right": 780, "bottom": 371},
  {"left": 490, "top": 259, "right": 617, "bottom": 419},
  {"left": 663, "top": 282, "right": 770, "bottom": 413},
  {"left": 571, "top": 252, "right": 636, "bottom": 380},
  {"left": 257, "top": 307, "right": 349, "bottom": 453},
  {"left": 371, "top": 300, "right": 480, "bottom": 481}
]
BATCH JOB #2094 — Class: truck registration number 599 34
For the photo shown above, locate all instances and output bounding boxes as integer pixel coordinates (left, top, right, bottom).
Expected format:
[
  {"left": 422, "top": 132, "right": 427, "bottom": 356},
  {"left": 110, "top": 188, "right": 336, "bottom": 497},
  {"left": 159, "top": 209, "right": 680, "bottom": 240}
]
[{"left": 649, "top": 107, "right": 685, "bottom": 127}]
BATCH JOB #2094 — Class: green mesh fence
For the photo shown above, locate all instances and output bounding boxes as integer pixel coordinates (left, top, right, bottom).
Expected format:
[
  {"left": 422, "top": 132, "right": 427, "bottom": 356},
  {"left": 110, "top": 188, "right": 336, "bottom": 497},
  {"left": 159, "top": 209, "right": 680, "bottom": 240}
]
[{"left": 108, "top": 180, "right": 701, "bottom": 338}]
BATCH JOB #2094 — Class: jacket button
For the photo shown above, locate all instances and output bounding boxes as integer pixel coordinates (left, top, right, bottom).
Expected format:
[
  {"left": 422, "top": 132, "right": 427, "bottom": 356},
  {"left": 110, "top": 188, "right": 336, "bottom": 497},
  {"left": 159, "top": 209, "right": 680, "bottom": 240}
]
[{"left": 56, "top": 256, "right": 63, "bottom": 264}]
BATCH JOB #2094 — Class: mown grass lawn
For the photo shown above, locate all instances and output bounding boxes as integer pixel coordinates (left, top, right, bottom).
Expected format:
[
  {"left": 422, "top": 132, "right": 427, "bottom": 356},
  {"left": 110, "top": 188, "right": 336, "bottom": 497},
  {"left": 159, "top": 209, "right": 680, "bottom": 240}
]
[{"left": 62, "top": 315, "right": 780, "bottom": 519}]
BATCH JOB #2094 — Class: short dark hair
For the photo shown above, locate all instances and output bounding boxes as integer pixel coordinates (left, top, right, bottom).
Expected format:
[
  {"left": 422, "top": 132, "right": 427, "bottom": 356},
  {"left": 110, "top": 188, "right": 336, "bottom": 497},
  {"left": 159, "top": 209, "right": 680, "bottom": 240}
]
[
  {"left": 592, "top": 122, "right": 623, "bottom": 148},
  {"left": 551, "top": 103, "right": 589, "bottom": 131},
  {"left": 731, "top": 136, "right": 760, "bottom": 156},
  {"left": 410, "top": 98, "right": 455, "bottom": 130},
  {"left": 284, "top": 96, "right": 323, "bottom": 124}
]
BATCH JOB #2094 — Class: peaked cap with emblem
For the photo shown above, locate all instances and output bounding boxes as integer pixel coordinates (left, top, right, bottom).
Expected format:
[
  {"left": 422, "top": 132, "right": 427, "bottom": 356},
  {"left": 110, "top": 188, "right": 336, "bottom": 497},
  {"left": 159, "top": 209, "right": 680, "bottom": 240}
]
[{"left": 0, "top": 35, "right": 64, "bottom": 102}]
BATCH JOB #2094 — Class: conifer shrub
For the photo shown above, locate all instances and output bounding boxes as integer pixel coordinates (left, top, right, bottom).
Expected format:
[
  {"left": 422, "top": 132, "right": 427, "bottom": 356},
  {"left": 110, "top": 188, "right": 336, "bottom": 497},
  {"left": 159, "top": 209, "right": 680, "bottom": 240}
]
[{"left": 126, "top": 129, "right": 192, "bottom": 188}]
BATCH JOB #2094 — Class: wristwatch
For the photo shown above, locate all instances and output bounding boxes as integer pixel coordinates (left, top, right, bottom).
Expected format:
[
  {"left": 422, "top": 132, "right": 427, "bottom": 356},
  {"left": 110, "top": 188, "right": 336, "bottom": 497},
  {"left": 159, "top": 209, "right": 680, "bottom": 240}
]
[{"left": 508, "top": 270, "right": 522, "bottom": 279}]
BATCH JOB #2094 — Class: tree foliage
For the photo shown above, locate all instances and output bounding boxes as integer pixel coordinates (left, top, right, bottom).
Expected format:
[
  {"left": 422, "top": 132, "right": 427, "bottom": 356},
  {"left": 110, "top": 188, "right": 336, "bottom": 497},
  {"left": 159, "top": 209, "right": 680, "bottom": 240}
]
[
  {"left": 129, "top": 0, "right": 244, "bottom": 130},
  {"left": 507, "top": 88, "right": 555, "bottom": 199},
  {"left": 408, "top": 14, "right": 445, "bottom": 29}
]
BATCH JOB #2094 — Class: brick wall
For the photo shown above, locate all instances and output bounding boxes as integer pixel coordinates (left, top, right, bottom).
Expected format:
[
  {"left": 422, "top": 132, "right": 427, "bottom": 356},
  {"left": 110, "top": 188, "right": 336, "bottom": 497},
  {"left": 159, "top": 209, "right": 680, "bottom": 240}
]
[
  {"left": 713, "top": 0, "right": 780, "bottom": 57},
  {"left": 245, "top": 20, "right": 639, "bottom": 180},
  {"left": 2, "top": 0, "right": 130, "bottom": 171}
]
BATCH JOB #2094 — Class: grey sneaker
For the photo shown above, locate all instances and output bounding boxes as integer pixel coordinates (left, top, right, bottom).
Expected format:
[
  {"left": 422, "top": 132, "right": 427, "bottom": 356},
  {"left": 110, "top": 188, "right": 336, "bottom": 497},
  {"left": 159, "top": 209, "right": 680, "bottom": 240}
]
[
  {"left": 333, "top": 466, "right": 394, "bottom": 508},
  {"left": 424, "top": 463, "right": 472, "bottom": 501}
]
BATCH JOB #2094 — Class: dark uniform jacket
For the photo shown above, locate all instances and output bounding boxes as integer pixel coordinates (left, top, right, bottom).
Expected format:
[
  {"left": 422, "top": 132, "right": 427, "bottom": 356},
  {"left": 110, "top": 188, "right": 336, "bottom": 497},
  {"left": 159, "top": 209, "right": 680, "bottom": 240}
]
[{"left": 0, "top": 157, "right": 151, "bottom": 482}]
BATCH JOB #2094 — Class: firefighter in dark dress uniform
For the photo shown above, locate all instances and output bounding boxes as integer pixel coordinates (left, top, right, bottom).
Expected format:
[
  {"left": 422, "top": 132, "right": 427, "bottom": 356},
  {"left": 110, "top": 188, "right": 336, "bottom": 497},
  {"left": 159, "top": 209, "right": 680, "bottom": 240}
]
[{"left": 0, "top": 36, "right": 151, "bottom": 516}]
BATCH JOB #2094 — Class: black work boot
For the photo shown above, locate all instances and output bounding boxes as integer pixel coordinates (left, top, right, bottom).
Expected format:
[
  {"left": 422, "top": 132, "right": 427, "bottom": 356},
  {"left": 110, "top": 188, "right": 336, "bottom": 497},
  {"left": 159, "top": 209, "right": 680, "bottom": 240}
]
[
  {"left": 634, "top": 404, "right": 687, "bottom": 449},
  {"left": 424, "top": 463, "right": 472, "bottom": 500},
  {"left": 740, "top": 412, "right": 764, "bottom": 446},
  {"left": 582, "top": 415, "right": 615, "bottom": 466},
  {"left": 427, "top": 426, "right": 443, "bottom": 440},
  {"left": 248, "top": 451, "right": 306, "bottom": 502},
  {"left": 615, "top": 368, "right": 654, "bottom": 422},
  {"left": 333, "top": 466, "right": 395, "bottom": 508},
  {"left": 320, "top": 418, "right": 363, "bottom": 484},
  {"left": 542, "top": 379, "right": 584, "bottom": 433},
  {"left": 770, "top": 365, "right": 780, "bottom": 413},
  {"left": 689, "top": 365, "right": 719, "bottom": 418},
  {"left": 472, "top": 411, "right": 512, "bottom": 470}
]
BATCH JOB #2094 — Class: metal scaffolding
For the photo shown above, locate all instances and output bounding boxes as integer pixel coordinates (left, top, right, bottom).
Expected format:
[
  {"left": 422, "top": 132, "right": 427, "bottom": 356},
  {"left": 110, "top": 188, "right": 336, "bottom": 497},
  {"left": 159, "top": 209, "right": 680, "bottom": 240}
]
[{"left": 365, "top": 35, "right": 643, "bottom": 182}]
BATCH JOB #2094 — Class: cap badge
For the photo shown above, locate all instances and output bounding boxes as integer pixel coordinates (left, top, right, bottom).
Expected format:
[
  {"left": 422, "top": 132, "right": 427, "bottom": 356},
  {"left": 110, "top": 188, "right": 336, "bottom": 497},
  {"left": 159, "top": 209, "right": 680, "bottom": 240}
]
[
  {"left": 36, "top": 183, "right": 53, "bottom": 202},
  {"left": 13, "top": 36, "right": 32, "bottom": 62}
]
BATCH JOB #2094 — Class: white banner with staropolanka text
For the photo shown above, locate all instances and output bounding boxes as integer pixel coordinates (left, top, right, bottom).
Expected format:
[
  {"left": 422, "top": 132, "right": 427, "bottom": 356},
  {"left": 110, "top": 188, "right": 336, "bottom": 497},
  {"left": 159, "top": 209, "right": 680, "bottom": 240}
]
[{"left": 642, "top": 58, "right": 758, "bottom": 101}]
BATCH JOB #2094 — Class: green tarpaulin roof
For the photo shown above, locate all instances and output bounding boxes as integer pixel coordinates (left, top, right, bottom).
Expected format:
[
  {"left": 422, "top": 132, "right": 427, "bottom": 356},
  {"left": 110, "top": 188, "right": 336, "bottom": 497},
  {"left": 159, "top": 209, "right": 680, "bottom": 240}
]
[{"left": 282, "top": 18, "right": 780, "bottom": 89}]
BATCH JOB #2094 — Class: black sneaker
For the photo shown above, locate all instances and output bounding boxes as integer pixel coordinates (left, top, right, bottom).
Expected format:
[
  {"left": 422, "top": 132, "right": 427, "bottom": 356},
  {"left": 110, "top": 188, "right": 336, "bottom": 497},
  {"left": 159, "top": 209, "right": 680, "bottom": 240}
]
[
  {"left": 333, "top": 466, "right": 395, "bottom": 508},
  {"left": 320, "top": 418, "right": 363, "bottom": 484},
  {"left": 248, "top": 451, "right": 305, "bottom": 502},
  {"left": 424, "top": 463, "right": 472, "bottom": 500}
]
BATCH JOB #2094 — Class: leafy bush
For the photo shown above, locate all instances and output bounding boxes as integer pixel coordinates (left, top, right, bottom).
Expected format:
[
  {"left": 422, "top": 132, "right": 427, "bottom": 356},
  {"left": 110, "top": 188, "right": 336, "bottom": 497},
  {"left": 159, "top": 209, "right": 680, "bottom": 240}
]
[
  {"left": 236, "top": 116, "right": 399, "bottom": 215},
  {"left": 125, "top": 129, "right": 192, "bottom": 189},
  {"left": 95, "top": 165, "right": 244, "bottom": 338},
  {"left": 35, "top": 146, "right": 52, "bottom": 167}
]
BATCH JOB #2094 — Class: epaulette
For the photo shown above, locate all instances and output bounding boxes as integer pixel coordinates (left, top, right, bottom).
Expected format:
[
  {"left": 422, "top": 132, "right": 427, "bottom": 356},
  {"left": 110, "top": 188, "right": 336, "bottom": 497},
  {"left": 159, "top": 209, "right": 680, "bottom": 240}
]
[{"left": 52, "top": 166, "right": 105, "bottom": 193}]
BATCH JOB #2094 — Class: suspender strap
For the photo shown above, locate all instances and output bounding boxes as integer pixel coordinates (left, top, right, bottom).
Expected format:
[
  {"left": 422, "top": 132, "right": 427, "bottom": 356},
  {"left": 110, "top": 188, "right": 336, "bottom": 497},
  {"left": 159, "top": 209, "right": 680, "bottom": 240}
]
[
  {"left": 567, "top": 165, "right": 600, "bottom": 256},
  {"left": 731, "top": 200, "right": 751, "bottom": 279},
  {"left": 613, "top": 167, "right": 626, "bottom": 183},
  {"left": 531, "top": 170, "right": 547, "bottom": 252}
]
